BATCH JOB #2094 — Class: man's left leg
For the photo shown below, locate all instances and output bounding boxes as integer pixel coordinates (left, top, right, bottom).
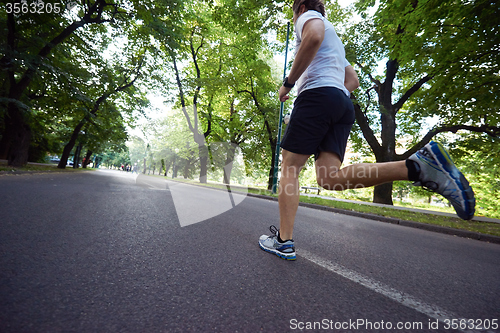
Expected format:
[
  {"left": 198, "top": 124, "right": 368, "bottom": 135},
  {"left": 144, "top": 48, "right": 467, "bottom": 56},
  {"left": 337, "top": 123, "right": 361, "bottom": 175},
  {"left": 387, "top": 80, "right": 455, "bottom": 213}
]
[
  {"left": 315, "top": 151, "right": 409, "bottom": 190},
  {"left": 315, "top": 142, "right": 475, "bottom": 220}
]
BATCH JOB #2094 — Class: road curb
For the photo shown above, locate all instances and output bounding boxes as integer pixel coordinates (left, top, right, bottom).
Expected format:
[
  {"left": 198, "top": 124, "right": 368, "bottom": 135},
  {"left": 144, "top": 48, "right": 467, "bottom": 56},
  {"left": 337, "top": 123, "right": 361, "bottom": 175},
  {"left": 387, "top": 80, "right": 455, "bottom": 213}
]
[{"left": 246, "top": 193, "right": 500, "bottom": 245}]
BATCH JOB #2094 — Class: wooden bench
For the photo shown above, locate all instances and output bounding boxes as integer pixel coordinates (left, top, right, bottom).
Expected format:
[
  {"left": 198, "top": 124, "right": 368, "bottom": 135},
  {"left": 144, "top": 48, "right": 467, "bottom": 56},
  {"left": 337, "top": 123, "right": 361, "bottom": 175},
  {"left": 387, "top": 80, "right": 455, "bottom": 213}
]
[{"left": 301, "top": 186, "right": 322, "bottom": 195}]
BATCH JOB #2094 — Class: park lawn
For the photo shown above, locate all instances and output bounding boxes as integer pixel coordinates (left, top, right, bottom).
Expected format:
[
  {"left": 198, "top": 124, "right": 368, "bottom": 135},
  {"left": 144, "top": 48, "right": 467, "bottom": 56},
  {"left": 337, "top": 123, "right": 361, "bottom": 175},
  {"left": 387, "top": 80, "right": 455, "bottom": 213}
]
[
  {"left": 0, "top": 162, "right": 95, "bottom": 174},
  {"left": 154, "top": 178, "right": 500, "bottom": 237},
  {"left": 295, "top": 194, "right": 500, "bottom": 237},
  {"left": 242, "top": 186, "right": 500, "bottom": 238}
]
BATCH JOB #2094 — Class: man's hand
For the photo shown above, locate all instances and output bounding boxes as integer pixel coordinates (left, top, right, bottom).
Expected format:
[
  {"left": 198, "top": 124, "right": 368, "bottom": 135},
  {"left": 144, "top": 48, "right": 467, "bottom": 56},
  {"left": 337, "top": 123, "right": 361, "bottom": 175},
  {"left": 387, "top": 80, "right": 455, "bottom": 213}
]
[
  {"left": 279, "top": 85, "right": 292, "bottom": 102},
  {"left": 344, "top": 65, "right": 359, "bottom": 93}
]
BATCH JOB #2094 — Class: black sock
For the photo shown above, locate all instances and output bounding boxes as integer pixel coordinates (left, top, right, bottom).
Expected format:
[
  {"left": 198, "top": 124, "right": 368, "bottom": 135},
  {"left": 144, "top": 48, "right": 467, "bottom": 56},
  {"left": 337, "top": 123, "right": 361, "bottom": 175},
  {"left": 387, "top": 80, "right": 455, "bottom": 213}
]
[
  {"left": 406, "top": 159, "right": 421, "bottom": 181},
  {"left": 278, "top": 233, "right": 291, "bottom": 243}
]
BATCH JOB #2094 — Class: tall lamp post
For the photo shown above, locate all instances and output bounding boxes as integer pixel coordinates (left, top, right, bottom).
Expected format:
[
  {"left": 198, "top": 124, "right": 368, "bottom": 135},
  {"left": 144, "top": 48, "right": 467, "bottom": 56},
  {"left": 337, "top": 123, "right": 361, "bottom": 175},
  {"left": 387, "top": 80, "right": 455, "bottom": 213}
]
[{"left": 272, "top": 22, "right": 291, "bottom": 194}]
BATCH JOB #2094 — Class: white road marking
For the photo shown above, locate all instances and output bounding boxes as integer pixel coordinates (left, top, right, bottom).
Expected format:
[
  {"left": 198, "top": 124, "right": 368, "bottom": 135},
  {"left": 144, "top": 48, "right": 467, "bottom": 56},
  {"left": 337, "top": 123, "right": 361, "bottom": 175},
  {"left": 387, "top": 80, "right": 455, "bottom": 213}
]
[{"left": 298, "top": 249, "right": 493, "bottom": 333}]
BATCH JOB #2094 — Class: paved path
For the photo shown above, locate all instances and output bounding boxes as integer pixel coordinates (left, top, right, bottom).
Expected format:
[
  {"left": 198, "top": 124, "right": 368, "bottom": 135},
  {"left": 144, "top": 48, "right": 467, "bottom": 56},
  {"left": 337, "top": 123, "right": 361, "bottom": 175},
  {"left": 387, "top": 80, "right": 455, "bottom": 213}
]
[{"left": 1, "top": 170, "right": 499, "bottom": 332}]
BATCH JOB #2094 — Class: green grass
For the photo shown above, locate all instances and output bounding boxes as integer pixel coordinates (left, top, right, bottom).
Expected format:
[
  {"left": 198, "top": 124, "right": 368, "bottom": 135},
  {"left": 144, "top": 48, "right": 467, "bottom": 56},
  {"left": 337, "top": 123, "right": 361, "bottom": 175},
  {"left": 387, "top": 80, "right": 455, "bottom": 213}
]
[
  {"left": 394, "top": 200, "right": 456, "bottom": 214},
  {"left": 165, "top": 177, "right": 500, "bottom": 238},
  {"left": 0, "top": 162, "right": 95, "bottom": 174},
  {"left": 297, "top": 195, "right": 500, "bottom": 237}
]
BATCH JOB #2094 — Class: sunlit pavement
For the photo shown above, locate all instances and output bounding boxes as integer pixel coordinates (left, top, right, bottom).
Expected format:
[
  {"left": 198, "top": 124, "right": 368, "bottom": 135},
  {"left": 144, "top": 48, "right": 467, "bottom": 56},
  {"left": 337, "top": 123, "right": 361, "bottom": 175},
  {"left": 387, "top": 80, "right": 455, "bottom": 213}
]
[{"left": 1, "top": 170, "right": 499, "bottom": 332}]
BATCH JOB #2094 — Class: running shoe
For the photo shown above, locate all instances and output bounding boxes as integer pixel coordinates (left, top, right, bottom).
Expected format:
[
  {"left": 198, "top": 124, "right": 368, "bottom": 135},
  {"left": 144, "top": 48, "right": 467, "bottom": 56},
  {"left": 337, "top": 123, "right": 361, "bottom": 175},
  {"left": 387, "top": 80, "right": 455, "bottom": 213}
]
[
  {"left": 407, "top": 141, "right": 475, "bottom": 220},
  {"left": 259, "top": 225, "right": 296, "bottom": 260}
]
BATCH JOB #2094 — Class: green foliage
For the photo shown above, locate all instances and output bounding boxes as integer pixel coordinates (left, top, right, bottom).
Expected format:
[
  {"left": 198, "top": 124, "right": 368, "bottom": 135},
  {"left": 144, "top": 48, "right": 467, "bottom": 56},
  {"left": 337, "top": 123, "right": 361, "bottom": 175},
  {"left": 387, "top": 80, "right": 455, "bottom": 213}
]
[
  {"left": 450, "top": 134, "right": 500, "bottom": 219},
  {"left": 144, "top": 0, "right": 286, "bottom": 185},
  {"left": 326, "top": 0, "right": 500, "bottom": 205},
  {"left": 0, "top": 0, "right": 184, "bottom": 165},
  {"left": 100, "top": 148, "right": 131, "bottom": 168},
  {"left": 3, "top": 0, "right": 497, "bottom": 217}
]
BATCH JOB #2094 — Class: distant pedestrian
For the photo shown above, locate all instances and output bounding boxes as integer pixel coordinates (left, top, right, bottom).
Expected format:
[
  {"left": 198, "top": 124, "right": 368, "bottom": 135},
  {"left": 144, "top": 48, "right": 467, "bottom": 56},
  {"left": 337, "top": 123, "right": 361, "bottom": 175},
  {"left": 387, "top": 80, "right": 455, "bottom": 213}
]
[{"left": 258, "top": 0, "right": 475, "bottom": 261}]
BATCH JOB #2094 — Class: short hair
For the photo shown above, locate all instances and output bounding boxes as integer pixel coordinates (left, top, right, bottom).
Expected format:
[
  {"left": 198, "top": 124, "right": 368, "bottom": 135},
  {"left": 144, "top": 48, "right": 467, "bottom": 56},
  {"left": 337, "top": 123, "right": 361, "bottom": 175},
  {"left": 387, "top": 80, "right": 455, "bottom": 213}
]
[{"left": 292, "top": 0, "right": 325, "bottom": 17}]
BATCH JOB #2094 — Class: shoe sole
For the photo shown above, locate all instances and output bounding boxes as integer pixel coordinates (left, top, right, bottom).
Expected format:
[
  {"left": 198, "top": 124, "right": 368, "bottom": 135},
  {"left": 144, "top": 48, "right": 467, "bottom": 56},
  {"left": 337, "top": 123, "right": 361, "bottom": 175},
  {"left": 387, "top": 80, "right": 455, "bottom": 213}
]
[
  {"left": 427, "top": 141, "right": 475, "bottom": 220},
  {"left": 259, "top": 243, "right": 296, "bottom": 260}
]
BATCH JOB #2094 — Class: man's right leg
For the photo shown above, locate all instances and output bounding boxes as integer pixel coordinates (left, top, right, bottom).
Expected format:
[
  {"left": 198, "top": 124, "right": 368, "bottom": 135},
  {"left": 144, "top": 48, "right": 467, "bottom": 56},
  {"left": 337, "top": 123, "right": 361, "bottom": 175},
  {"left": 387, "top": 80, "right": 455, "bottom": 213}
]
[
  {"left": 258, "top": 149, "right": 309, "bottom": 260},
  {"left": 278, "top": 149, "right": 310, "bottom": 240}
]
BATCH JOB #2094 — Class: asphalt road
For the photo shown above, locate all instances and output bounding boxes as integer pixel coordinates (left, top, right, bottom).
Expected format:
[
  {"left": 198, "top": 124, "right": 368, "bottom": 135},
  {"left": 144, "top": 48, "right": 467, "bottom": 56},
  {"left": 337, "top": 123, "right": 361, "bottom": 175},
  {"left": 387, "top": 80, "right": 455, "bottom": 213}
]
[{"left": 1, "top": 170, "right": 499, "bottom": 332}]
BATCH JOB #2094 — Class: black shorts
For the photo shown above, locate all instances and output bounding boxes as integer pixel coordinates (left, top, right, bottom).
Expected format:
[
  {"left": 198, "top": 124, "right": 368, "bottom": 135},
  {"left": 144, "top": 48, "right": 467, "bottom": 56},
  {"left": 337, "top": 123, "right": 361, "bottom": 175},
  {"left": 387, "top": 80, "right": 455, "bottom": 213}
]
[{"left": 280, "top": 87, "right": 355, "bottom": 162}]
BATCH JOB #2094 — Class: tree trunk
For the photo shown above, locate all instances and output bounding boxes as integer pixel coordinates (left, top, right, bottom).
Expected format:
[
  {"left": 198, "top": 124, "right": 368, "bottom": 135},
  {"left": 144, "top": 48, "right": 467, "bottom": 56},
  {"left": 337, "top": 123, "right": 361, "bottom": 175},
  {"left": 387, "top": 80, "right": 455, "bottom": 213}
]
[
  {"left": 373, "top": 182, "right": 394, "bottom": 205},
  {"left": 172, "top": 154, "right": 177, "bottom": 178},
  {"left": 223, "top": 144, "right": 237, "bottom": 185},
  {"left": 184, "top": 161, "right": 189, "bottom": 179},
  {"left": 82, "top": 150, "right": 92, "bottom": 168},
  {"left": 267, "top": 139, "right": 277, "bottom": 191},
  {"left": 198, "top": 143, "right": 209, "bottom": 183},
  {"left": 267, "top": 143, "right": 276, "bottom": 191},
  {"left": 73, "top": 143, "right": 82, "bottom": 169},
  {"left": 58, "top": 120, "right": 85, "bottom": 168},
  {"left": 171, "top": 52, "right": 210, "bottom": 184},
  {"left": 371, "top": 146, "right": 396, "bottom": 204},
  {"left": 0, "top": 102, "right": 32, "bottom": 167},
  {"left": 165, "top": 157, "right": 172, "bottom": 177},
  {"left": 369, "top": 60, "right": 399, "bottom": 205}
]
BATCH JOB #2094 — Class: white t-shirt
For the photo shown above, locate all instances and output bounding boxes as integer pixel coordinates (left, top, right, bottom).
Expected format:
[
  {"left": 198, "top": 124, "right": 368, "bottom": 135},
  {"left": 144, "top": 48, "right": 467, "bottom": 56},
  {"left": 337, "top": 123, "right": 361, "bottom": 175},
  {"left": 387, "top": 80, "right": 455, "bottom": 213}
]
[{"left": 294, "top": 10, "right": 350, "bottom": 96}]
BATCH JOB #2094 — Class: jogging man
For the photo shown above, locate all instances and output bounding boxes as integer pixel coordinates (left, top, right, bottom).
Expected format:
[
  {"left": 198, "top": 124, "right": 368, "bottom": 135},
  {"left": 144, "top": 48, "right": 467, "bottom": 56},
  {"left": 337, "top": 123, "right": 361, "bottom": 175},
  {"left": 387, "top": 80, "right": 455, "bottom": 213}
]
[{"left": 259, "top": 0, "right": 476, "bottom": 260}]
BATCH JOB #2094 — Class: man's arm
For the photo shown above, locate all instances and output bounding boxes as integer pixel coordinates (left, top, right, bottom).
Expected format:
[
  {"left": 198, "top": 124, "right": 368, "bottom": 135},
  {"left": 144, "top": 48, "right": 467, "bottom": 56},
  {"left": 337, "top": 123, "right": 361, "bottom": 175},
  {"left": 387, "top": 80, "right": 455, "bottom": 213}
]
[
  {"left": 344, "top": 65, "right": 359, "bottom": 93},
  {"left": 287, "top": 18, "right": 324, "bottom": 84},
  {"left": 279, "top": 18, "right": 325, "bottom": 102}
]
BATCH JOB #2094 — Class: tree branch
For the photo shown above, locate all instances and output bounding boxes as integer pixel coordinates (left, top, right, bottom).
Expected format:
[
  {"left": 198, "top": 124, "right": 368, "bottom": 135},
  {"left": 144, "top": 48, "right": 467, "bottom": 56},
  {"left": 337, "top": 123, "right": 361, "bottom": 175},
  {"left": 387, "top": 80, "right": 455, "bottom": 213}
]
[
  {"left": 15, "top": 0, "right": 114, "bottom": 96},
  {"left": 385, "top": 59, "right": 399, "bottom": 91},
  {"left": 90, "top": 56, "right": 143, "bottom": 116},
  {"left": 170, "top": 51, "right": 195, "bottom": 134},
  {"left": 355, "top": 61, "right": 381, "bottom": 87},
  {"left": 5, "top": 12, "right": 16, "bottom": 90},
  {"left": 237, "top": 89, "right": 274, "bottom": 148},
  {"left": 352, "top": 94, "right": 381, "bottom": 154},
  {"left": 399, "top": 124, "right": 500, "bottom": 160},
  {"left": 189, "top": 31, "right": 203, "bottom": 135},
  {"left": 394, "top": 74, "right": 433, "bottom": 111}
]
